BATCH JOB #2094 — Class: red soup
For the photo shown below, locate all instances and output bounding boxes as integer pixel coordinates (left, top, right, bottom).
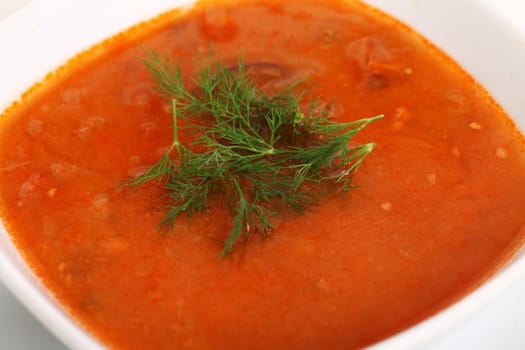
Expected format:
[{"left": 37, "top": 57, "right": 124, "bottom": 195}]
[{"left": 1, "top": 0, "right": 525, "bottom": 349}]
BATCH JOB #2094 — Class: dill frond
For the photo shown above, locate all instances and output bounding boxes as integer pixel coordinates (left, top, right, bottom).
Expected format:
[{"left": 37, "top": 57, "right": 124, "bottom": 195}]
[{"left": 130, "top": 49, "right": 382, "bottom": 256}]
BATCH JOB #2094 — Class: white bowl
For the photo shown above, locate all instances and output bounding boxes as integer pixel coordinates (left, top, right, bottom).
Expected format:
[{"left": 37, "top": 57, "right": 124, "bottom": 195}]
[{"left": 0, "top": 1, "right": 524, "bottom": 349}]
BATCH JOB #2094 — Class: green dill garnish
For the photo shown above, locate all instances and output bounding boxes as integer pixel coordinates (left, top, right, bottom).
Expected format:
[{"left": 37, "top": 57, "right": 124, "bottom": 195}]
[{"left": 130, "top": 50, "right": 382, "bottom": 256}]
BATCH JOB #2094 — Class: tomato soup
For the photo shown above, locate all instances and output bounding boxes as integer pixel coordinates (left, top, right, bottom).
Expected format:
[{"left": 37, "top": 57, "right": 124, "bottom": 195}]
[{"left": 1, "top": 0, "right": 525, "bottom": 349}]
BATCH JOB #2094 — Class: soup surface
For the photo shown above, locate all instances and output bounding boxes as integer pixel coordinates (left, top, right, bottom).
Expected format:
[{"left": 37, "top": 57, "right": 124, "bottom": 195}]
[{"left": 1, "top": 0, "right": 525, "bottom": 349}]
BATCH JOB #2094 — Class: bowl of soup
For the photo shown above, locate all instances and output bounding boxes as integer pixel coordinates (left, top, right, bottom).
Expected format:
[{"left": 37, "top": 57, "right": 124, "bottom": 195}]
[{"left": 0, "top": 0, "right": 524, "bottom": 349}]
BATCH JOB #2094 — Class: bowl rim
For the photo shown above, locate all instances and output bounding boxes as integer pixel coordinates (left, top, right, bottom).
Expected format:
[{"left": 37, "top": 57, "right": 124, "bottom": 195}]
[{"left": 0, "top": 1, "right": 524, "bottom": 349}]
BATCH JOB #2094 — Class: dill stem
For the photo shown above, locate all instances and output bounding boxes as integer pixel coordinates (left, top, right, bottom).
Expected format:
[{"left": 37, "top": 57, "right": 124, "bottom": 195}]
[
  {"left": 171, "top": 99, "right": 182, "bottom": 157},
  {"left": 222, "top": 178, "right": 247, "bottom": 257}
]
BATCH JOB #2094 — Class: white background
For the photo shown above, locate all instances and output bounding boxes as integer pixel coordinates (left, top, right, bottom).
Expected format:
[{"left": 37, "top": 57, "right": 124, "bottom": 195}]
[{"left": 1, "top": 0, "right": 525, "bottom": 349}]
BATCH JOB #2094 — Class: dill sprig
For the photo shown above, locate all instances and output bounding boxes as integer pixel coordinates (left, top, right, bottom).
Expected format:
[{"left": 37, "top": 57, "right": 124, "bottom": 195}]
[{"left": 130, "top": 49, "right": 382, "bottom": 256}]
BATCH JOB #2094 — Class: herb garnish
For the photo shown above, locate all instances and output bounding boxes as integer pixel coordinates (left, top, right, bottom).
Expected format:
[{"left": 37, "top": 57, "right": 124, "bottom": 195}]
[{"left": 130, "top": 50, "right": 382, "bottom": 256}]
